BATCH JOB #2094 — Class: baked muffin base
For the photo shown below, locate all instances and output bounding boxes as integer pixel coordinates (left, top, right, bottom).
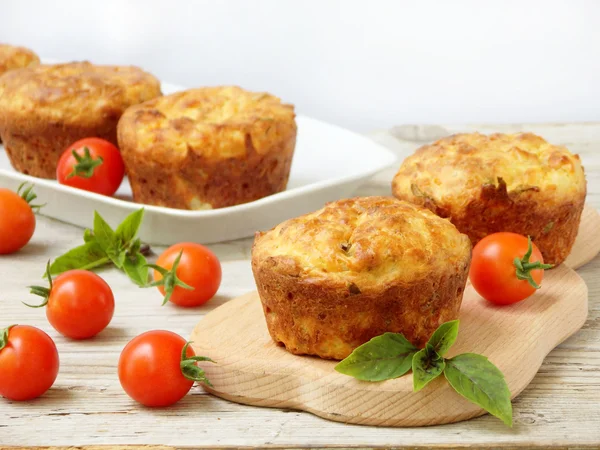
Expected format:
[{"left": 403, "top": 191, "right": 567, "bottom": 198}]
[
  {"left": 0, "top": 122, "right": 118, "bottom": 179},
  {"left": 124, "top": 131, "right": 296, "bottom": 210},
  {"left": 253, "top": 253, "right": 471, "bottom": 360},
  {"left": 396, "top": 179, "right": 586, "bottom": 265}
]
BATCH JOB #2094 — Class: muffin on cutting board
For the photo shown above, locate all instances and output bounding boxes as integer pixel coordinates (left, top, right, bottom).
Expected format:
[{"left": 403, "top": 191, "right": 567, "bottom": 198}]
[
  {"left": 117, "top": 86, "right": 296, "bottom": 210},
  {"left": 0, "top": 61, "right": 161, "bottom": 179},
  {"left": 252, "top": 196, "right": 472, "bottom": 360},
  {"left": 392, "top": 132, "right": 586, "bottom": 265},
  {"left": 0, "top": 44, "right": 39, "bottom": 75}
]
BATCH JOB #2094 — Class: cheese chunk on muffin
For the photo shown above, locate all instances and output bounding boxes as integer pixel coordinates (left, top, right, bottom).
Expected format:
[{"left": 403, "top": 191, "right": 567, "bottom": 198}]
[
  {"left": 117, "top": 86, "right": 296, "bottom": 210},
  {"left": 392, "top": 132, "right": 586, "bottom": 265},
  {"left": 0, "top": 44, "right": 39, "bottom": 75},
  {"left": 0, "top": 61, "right": 161, "bottom": 178},
  {"left": 252, "top": 196, "right": 471, "bottom": 360}
]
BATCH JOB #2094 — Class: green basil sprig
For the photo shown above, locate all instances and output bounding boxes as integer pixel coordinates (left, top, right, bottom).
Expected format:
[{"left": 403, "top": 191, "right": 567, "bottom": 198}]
[
  {"left": 334, "top": 333, "right": 418, "bottom": 381},
  {"left": 49, "top": 209, "right": 150, "bottom": 286},
  {"left": 334, "top": 320, "right": 512, "bottom": 426}
]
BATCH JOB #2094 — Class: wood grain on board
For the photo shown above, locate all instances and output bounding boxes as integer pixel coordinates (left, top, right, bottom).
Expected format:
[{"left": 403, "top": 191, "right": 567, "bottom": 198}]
[{"left": 564, "top": 204, "right": 600, "bottom": 269}]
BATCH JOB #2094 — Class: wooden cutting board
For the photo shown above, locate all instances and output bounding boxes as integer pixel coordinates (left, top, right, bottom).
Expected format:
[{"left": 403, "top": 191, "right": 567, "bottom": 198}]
[{"left": 190, "top": 204, "right": 600, "bottom": 427}]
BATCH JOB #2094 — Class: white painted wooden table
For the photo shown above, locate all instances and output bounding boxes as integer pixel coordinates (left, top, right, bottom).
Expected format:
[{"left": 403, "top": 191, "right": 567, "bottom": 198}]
[{"left": 1, "top": 123, "right": 599, "bottom": 448}]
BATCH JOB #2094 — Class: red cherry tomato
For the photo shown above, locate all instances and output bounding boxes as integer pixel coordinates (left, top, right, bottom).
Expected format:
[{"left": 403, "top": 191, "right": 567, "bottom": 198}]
[
  {"left": 118, "top": 330, "right": 212, "bottom": 407},
  {"left": 152, "top": 242, "right": 222, "bottom": 307},
  {"left": 0, "top": 186, "right": 36, "bottom": 254},
  {"left": 28, "top": 269, "right": 115, "bottom": 339},
  {"left": 0, "top": 325, "right": 59, "bottom": 401},
  {"left": 56, "top": 137, "right": 125, "bottom": 196},
  {"left": 469, "top": 232, "right": 552, "bottom": 305}
]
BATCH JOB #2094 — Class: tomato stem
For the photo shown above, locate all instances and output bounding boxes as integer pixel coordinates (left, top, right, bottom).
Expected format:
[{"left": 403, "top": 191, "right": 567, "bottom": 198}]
[
  {"left": 180, "top": 341, "right": 215, "bottom": 386},
  {"left": 17, "top": 182, "right": 45, "bottom": 212},
  {"left": 67, "top": 147, "right": 104, "bottom": 179},
  {"left": 24, "top": 261, "right": 53, "bottom": 308},
  {"left": 145, "top": 250, "right": 195, "bottom": 306},
  {"left": 0, "top": 325, "right": 16, "bottom": 351},
  {"left": 513, "top": 236, "right": 554, "bottom": 289}
]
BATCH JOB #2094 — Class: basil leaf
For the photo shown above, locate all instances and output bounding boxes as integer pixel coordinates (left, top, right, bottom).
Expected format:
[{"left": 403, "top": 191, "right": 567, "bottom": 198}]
[
  {"left": 115, "top": 208, "right": 145, "bottom": 245},
  {"left": 93, "top": 211, "right": 117, "bottom": 249},
  {"left": 129, "top": 238, "right": 142, "bottom": 255},
  {"left": 49, "top": 241, "right": 110, "bottom": 276},
  {"left": 123, "top": 252, "right": 149, "bottom": 287},
  {"left": 114, "top": 250, "right": 127, "bottom": 269},
  {"left": 83, "top": 228, "right": 95, "bottom": 243},
  {"left": 412, "top": 347, "right": 445, "bottom": 392},
  {"left": 334, "top": 333, "right": 418, "bottom": 381},
  {"left": 93, "top": 211, "right": 124, "bottom": 268},
  {"left": 444, "top": 353, "right": 513, "bottom": 427},
  {"left": 427, "top": 320, "right": 459, "bottom": 356}
]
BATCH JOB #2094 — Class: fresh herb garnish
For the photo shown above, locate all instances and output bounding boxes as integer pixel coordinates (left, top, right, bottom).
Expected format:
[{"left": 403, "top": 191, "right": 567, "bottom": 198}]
[
  {"left": 49, "top": 208, "right": 150, "bottom": 286},
  {"left": 335, "top": 320, "right": 513, "bottom": 426},
  {"left": 334, "top": 333, "right": 418, "bottom": 381},
  {"left": 412, "top": 345, "right": 445, "bottom": 392}
]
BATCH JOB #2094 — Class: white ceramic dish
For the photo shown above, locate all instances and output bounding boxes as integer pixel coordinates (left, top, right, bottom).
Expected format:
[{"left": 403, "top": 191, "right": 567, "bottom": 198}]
[{"left": 0, "top": 82, "right": 396, "bottom": 245}]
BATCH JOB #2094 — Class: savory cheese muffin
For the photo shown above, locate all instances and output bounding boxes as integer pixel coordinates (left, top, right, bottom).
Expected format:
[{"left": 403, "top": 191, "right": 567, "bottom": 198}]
[
  {"left": 0, "top": 61, "right": 161, "bottom": 178},
  {"left": 392, "top": 132, "right": 586, "bottom": 265},
  {"left": 118, "top": 86, "right": 296, "bottom": 210},
  {"left": 0, "top": 44, "right": 39, "bottom": 75},
  {"left": 252, "top": 196, "right": 472, "bottom": 360},
  {"left": 0, "top": 44, "right": 40, "bottom": 144}
]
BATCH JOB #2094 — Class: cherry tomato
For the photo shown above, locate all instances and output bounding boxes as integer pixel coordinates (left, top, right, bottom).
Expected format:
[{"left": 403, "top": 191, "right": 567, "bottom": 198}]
[
  {"left": 28, "top": 268, "right": 115, "bottom": 339},
  {"left": 0, "top": 186, "right": 37, "bottom": 254},
  {"left": 118, "top": 330, "right": 212, "bottom": 407},
  {"left": 56, "top": 137, "right": 125, "bottom": 196},
  {"left": 469, "top": 232, "right": 553, "bottom": 305},
  {"left": 0, "top": 325, "right": 59, "bottom": 401},
  {"left": 151, "top": 242, "right": 222, "bottom": 307}
]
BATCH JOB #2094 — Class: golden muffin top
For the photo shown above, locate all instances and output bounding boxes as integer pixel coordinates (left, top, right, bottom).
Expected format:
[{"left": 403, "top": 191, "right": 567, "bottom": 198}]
[
  {"left": 118, "top": 86, "right": 296, "bottom": 162},
  {"left": 393, "top": 133, "right": 586, "bottom": 210},
  {"left": 252, "top": 196, "right": 471, "bottom": 289},
  {"left": 0, "top": 44, "right": 39, "bottom": 74},
  {"left": 0, "top": 61, "right": 161, "bottom": 125}
]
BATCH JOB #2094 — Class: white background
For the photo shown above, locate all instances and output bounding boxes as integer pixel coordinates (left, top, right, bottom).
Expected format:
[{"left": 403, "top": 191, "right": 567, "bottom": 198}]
[{"left": 1, "top": 0, "right": 599, "bottom": 132}]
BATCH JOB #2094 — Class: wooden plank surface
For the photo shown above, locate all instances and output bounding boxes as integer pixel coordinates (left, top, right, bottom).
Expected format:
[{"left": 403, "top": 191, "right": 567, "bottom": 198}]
[{"left": 1, "top": 123, "right": 600, "bottom": 448}]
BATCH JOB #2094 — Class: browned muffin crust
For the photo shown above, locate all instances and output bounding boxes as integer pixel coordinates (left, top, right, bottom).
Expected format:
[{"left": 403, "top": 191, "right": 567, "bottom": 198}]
[
  {"left": 0, "top": 61, "right": 161, "bottom": 178},
  {"left": 392, "top": 133, "right": 587, "bottom": 265},
  {"left": 0, "top": 44, "right": 40, "bottom": 144},
  {"left": 252, "top": 196, "right": 472, "bottom": 360},
  {"left": 117, "top": 86, "right": 296, "bottom": 210},
  {"left": 0, "top": 44, "right": 39, "bottom": 75}
]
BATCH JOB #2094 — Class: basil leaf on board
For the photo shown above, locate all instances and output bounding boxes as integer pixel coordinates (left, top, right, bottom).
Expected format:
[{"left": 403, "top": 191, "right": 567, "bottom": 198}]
[
  {"left": 444, "top": 353, "right": 513, "bottom": 426},
  {"left": 412, "top": 347, "right": 445, "bottom": 392},
  {"left": 49, "top": 241, "right": 110, "bottom": 276},
  {"left": 115, "top": 208, "right": 145, "bottom": 244},
  {"left": 334, "top": 333, "right": 418, "bottom": 381},
  {"left": 427, "top": 320, "right": 459, "bottom": 356}
]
